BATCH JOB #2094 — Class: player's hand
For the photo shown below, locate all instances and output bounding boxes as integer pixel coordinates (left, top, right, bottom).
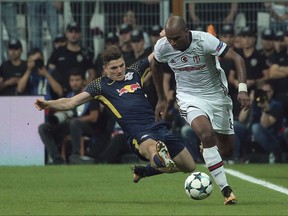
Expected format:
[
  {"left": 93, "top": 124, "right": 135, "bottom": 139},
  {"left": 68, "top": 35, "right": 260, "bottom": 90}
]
[
  {"left": 155, "top": 99, "right": 168, "bottom": 121},
  {"left": 34, "top": 98, "right": 48, "bottom": 111},
  {"left": 237, "top": 92, "right": 250, "bottom": 111}
]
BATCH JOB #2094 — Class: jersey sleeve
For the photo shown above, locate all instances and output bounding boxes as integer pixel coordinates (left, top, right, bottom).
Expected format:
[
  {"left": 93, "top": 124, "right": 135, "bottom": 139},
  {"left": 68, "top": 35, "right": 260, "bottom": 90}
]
[
  {"left": 83, "top": 77, "right": 102, "bottom": 98},
  {"left": 203, "top": 32, "right": 227, "bottom": 57},
  {"left": 127, "top": 58, "right": 150, "bottom": 78},
  {"left": 153, "top": 38, "right": 167, "bottom": 63}
]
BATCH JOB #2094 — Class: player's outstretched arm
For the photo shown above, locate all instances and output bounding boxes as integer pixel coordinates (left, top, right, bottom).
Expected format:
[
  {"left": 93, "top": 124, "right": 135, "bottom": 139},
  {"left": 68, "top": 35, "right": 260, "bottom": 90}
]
[{"left": 34, "top": 92, "right": 91, "bottom": 111}]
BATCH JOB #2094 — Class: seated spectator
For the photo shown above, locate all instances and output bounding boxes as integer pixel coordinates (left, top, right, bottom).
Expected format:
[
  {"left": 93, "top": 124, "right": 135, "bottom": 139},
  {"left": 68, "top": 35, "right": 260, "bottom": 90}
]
[
  {"left": 38, "top": 68, "right": 102, "bottom": 164},
  {"left": 17, "top": 48, "right": 63, "bottom": 99},
  {"left": 99, "top": 122, "right": 135, "bottom": 164},
  {"left": 0, "top": 40, "right": 27, "bottom": 96}
]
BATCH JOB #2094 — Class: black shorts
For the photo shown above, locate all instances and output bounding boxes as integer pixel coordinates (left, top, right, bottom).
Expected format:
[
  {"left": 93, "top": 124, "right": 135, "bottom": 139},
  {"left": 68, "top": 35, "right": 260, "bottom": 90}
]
[{"left": 128, "top": 124, "right": 185, "bottom": 161}]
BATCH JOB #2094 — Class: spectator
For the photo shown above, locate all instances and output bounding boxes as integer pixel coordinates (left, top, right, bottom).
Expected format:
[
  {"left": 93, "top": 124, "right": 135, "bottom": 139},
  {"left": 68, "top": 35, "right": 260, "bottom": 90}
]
[
  {"left": 17, "top": 48, "right": 63, "bottom": 99},
  {"left": 121, "top": 10, "right": 150, "bottom": 48},
  {"left": 268, "top": 29, "right": 288, "bottom": 120},
  {"left": 273, "top": 30, "right": 285, "bottom": 53},
  {"left": 219, "top": 24, "right": 235, "bottom": 48},
  {"left": 1, "top": 3, "right": 18, "bottom": 62},
  {"left": 53, "top": 34, "right": 67, "bottom": 50},
  {"left": 264, "top": 2, "right": 288, "bottom": 32},
  {"left": 0, "top": 40, "right": 27, "bottom": 96},
  {"left": 251, "top": 82, "right": 284, "bottom": 163},
  {"left": 38, "top": 68, "right": 102, "bottom": 164},
  {"left": 118, "top": 23, "right": 133, "bottom": 54},
  {"left": 94, "top": 31, "right": 120, "bottom": 77},
  {"left": 259, "top": 28, "right": 276, "bottom": 64},
  {"left": 147, "top": 24, "right": 162, "bottom": 52},
  {"left": 27, "top": 2, "right": 61, "bottom": 50},
  {"left": 48, "top": 22, "right": 96, "bottom": 95},
  {"left": 229, "top": 26, "right": 268, "bottom": 91},
  {"left": 99, "top": 122, "right": 134, "bottom": 164},
  {"left": 188, "top": 3, "right": 238, "bottom": 34}
]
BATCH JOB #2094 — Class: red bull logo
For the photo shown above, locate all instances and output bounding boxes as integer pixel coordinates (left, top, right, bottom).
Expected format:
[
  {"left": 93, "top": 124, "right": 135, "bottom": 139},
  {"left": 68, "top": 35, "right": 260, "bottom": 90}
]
[{"left": 117, "top": 82, "right": 141, "bottom": 96}]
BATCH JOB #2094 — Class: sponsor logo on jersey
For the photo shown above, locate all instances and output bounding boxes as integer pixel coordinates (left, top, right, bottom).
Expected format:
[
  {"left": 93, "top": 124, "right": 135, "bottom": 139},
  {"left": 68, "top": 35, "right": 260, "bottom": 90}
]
[
  {"left": 124, "top": 72, "right": 134, "bottom": 81},
  {"left": 117, "top": 82, "right": 141, "bottom": 96},
  {"left": 193, "top": 55, "right": 200, "bottom": 63},
  {"left": 175, "top": 64, "right": 207, "bottom": 72},
  {"left": 181, "top": 56, "right": 188, "bottom": 63}
]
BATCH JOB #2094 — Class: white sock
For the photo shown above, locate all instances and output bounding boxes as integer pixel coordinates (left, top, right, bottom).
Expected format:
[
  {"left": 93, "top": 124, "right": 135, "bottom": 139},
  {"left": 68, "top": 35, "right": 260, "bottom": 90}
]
[{"left": 202, "top": 146, "right": 228, "bottom": 191}]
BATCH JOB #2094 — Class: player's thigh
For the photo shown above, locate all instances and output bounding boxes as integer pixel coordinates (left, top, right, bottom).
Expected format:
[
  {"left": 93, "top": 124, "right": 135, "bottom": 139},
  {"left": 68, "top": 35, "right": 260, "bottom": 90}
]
[
  {"left": 173, "top": 147, "right": 196, "bottom": 173},
  {"left": 138, "top": 138, "right": 157, "bottom": 159},
  {"left": 190, "top": 115, "right": 218, "bottom": 146}
]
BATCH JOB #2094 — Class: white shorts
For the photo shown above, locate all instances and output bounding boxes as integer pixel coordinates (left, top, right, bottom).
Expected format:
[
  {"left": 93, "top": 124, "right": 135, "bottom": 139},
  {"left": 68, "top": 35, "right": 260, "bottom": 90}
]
[{"left": 179, "top": 95, "right": 234, "bottom": 135}]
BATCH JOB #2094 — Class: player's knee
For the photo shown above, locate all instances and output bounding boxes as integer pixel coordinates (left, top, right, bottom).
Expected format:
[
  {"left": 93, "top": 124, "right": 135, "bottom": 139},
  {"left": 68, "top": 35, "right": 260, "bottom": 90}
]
[
  {"left": 181, "top": 162, "right": 196, "bottom": 173},
  {"left": 199, "top": 130, "right": 216, "bottom": 147}
]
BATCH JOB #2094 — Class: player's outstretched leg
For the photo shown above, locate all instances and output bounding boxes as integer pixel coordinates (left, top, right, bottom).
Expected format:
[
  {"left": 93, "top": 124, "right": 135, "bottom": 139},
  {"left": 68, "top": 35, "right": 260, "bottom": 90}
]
[
  {"left": 156, "top": 141, "right": 176, "bottom": 170},
  {"left": 132, "top": 164, "right": 163, "bottom": 183}
]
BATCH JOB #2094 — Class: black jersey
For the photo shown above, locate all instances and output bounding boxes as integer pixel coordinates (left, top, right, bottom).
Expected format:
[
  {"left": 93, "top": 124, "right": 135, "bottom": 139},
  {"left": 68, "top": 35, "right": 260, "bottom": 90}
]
[{"left": 84, "top": 57, "right": 165, "bottom": 137}]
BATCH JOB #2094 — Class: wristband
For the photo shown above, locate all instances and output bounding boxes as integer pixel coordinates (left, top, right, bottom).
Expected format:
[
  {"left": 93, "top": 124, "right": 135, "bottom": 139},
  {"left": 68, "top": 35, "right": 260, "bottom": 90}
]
[{"left": 238, "top": 83, "right": 248, "bottom": 92}]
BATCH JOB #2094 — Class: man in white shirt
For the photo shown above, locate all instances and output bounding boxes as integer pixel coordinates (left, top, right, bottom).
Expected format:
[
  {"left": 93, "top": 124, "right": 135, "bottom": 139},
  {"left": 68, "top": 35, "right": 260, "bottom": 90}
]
[{"left": 151, "top": 16, "right": 250, "bottom": 205}]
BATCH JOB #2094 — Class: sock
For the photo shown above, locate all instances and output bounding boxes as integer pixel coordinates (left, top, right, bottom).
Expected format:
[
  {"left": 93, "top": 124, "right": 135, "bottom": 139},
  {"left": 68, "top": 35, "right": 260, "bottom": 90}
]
[
  {"left": 144, "top": 164, "right": 163, "bottom": 177},
  {"left": 153, "top": 154, "right": 164, "bottom": 167},
  {"left": 202, "top": 146, "right": 228, "bottom": 191}
]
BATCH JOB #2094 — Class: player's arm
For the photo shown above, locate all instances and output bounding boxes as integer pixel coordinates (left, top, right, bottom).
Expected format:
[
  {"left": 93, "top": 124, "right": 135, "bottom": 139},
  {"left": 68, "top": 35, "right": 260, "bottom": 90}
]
[
  {"left": 35, "top": 91, "right": 91, "bottom": 111},
  {"left": 150, "top": 57, "right": 167, "bottom": 120},
  {"left": 222, "top": 47, "right": 250, "bottom": 110}
]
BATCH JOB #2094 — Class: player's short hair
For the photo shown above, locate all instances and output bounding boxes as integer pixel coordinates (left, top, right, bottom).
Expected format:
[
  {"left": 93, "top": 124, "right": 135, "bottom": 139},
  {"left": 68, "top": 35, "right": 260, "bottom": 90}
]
[{"left": 102, "top": 45, "right": 123, "bottom": 65}]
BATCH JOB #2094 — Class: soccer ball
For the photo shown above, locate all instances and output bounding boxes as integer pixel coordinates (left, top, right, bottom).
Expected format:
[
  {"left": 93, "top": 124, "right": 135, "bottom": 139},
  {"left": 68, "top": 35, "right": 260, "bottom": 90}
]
[{"left": 184, "top": 172, "right": 213, "bottom": 200}]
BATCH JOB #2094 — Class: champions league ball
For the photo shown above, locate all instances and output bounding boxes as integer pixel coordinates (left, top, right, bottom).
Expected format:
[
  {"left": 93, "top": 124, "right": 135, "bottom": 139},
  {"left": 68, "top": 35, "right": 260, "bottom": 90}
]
[{"left": 184, "top": 172, "right": 213, "bottom": 200}]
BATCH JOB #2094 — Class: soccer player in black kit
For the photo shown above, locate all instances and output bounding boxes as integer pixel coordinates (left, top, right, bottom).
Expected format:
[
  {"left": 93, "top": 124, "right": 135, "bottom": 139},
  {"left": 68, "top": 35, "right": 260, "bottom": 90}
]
[{"left": 35, "top": 46, "right": 196, "bottom": 183}]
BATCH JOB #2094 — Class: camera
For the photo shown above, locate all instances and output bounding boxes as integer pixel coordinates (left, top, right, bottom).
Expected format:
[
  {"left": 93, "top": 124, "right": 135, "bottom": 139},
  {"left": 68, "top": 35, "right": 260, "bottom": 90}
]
[
  {"left": 47, "top": 110, "right": 74, "bottom": 124},
  {"left": 34, "top": 59, "right": 44, "bottom": 70},
  {"left": 254, "top": 89, "right": 267, "bottom": 104},
  {"left": 54, "top": 110, "right": 74, "bottom": 123}
]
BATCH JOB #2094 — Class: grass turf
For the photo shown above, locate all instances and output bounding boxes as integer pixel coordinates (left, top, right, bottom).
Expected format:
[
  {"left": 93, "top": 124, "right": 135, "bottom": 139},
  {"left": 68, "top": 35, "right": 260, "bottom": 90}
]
[{"left": 0, "top": 164, "right": 287, "bottom": 215}]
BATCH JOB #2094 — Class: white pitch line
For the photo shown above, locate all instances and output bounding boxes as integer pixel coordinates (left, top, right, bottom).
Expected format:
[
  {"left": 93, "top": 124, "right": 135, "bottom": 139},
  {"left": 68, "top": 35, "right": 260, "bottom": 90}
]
[{"left": 225, "top": 168, "right": 288, "bottom": 196}]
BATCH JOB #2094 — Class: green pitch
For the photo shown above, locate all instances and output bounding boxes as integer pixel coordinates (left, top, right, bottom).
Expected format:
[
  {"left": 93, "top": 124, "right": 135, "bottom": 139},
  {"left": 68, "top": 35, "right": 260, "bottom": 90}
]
[{"left": 0, "top": 164, "right": 287, "bottom": 215}]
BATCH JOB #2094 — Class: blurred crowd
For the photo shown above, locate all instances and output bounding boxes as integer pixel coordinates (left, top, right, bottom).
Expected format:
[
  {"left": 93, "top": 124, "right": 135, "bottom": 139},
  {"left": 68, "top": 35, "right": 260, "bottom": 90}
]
[{"left": 0, "top": 1, "right": 288, "bottom": 165}]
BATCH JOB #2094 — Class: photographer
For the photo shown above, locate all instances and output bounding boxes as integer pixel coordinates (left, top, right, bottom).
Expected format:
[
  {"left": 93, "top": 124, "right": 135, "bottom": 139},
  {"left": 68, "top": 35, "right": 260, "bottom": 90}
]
[
  {"left": 251, "top": 81, "right": 283, "bottom": 162},
  {"left": 17, "top": 48, "right": 63, "bottom": 99},
  {"left": 234, "top": 81, "right": 283, "bottom": 163}
]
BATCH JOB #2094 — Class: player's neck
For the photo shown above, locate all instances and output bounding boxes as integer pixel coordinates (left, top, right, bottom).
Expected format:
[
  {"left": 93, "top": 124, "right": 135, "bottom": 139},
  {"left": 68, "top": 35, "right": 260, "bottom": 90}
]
[{"left": 180, "top": 31, "right": 192, "bottom": 52}]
